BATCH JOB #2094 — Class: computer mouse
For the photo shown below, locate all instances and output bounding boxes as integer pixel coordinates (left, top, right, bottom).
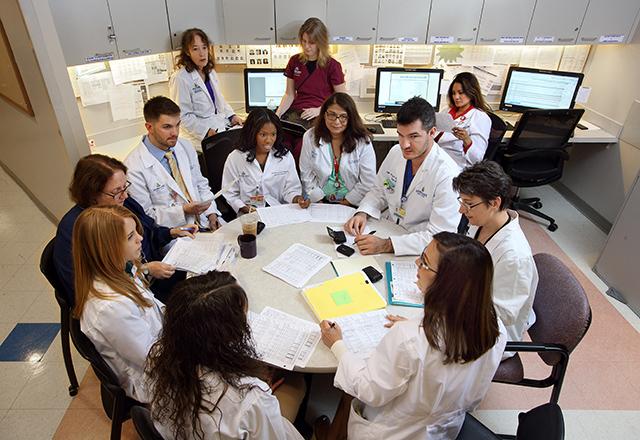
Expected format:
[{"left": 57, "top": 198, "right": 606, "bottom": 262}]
[{"left": 367, "top": 126, "right": 377, "bottom": 133}]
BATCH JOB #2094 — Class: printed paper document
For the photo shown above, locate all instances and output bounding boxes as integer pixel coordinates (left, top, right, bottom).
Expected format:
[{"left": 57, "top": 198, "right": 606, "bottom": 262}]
[
  {"left": 263, "top": 243, "right": 331, "bottom": 288},
  {"left": 333, "top": 309, "right": 389, "bottom": 358}
]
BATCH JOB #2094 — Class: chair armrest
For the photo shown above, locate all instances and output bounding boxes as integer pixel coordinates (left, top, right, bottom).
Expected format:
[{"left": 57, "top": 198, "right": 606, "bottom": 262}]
[
  {"left": 502, "top": 149, "right": 569, "bottom": 162},
  {"left": 505, "top": 341, "right": 568, "bottom": 356}
]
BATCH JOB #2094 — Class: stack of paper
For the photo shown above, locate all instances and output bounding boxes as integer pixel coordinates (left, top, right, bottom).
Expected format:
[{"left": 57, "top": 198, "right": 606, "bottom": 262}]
[
  {"left": 386, "top": 261, "right": 423, "bottom": 307},
  {"left": 248, "top": 307, "right": 320, "bottom": 370},
  {"left": 302, "top": 272, "right": 386, "bottom": 321},
  {"left": 332, "top": 309, "right": 390, "bottom": 358},
  {"left": 331, "top": 256, "right": 382, "bottom": 277},
  {"left": 257, "top": 205, "right": 312, "bottom": 227},
  {"left": 263, "top": 243, "right": 331, "bottom": 288},
  {"left": 309, "top": 204, "right": 355, "bottom": 223},
  {"left": 162, "top": 237, "right": 236, "bottom": 274}
]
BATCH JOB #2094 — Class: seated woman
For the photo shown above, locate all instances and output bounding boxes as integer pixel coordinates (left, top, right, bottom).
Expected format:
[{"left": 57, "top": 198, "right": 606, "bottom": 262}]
[
  {"left": 221, "top": 108, "right": 308, "bottom": 214},
  {"left": 452, "top": 160, "right": 538, "bottom": 347},
  {"left": 146, "top": 271, "right": 305, "bottom": 439},
  {"left": 299, "top": 92, "right": 377, "bottom": 207},
  {"left": 169, "top": 28, "right": 242, "bottom": 147},
  {"left": 73, "top": 205, "right": 164, "bottom": 402},
  {"left": 54, "top": 154, "right": 196, "bottom": 305},
  {"left": 436, "top": 72, "right": 492, "bottom": 168},
  {"left": 319, "top": 232, "right": 507, "bottom": 439}
]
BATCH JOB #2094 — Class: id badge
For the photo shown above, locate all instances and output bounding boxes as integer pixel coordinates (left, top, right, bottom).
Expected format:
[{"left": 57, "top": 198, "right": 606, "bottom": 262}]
[
  {"left": 249, "top": 194, "right": 265, "bottom": 208},
  {"left": 395, "top": 206, "right": 406, "bottom": 219}
]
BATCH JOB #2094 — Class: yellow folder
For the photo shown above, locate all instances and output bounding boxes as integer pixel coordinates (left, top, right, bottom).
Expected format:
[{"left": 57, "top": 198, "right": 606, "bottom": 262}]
[{"left": 302, "top": 272, "right": 387, "bottom": 321}]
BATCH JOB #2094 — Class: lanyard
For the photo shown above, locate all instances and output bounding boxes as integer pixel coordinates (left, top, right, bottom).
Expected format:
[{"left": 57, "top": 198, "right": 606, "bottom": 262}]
[
  {"left": 401, "top": 160, "right": 414, "bottom": 204},
  {"left": 330, "top": 145, "right": 341, "bottom": 188}
]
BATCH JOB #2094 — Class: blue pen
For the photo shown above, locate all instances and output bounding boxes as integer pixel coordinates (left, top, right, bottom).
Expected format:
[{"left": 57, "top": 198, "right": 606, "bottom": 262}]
[{"left": 179, "top": 227, "right": 196, "bottom": 233}]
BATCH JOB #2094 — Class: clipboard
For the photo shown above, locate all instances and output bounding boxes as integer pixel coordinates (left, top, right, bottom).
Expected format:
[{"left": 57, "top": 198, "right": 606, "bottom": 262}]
[{"left": 385, "top": 261, "right": 423, "bottom": 308}]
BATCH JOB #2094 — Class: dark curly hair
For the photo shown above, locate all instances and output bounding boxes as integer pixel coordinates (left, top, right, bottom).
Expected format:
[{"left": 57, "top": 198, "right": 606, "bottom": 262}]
[
  {"left": 313, "top": 92, "right": 372, "bottom": 154},
  {"left": 452, "top": 160, "right": 514, "bottom": 210},
  {"left": 146, "top": 271, "right": 266, "bottom": 440},
  {"left": 237, "top": 108, "right": 288, "bottom": 162}
]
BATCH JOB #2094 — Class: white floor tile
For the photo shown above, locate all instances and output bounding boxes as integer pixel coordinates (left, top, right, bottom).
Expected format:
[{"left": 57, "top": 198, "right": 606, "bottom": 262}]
[
  {"left": 0, "top": 323, "right": 16, "bottom": 343},
  {"left": 0, "top": 363, "right": 34, "bottom": 410},
  {"left": 564, "top": 410, "right": 640, "bottom": 440},
  {"left": 0, "top": 292, "right": 38, "bottom": 324},
  {"left": 0, "top": 241, "right": 47, "bottom": 266},
  {"left": 2, "top": 265, "right": 52, "bottom": 292},
  {"left": 0, "top": 264, "right": 21, "bottom": 289},
  {"left": 0, "top": 409, "right": 66, "bottom": 440},
  {"left": 19, "top": 292, "right": 59, "bottom": 323},
  {"left": 11, "top": 362, "right": 76, "bottom": 410}
]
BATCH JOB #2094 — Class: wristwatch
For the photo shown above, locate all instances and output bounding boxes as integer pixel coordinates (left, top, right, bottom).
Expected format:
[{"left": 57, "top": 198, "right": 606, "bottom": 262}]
[{"left": 142, "top": 266, "right": 150, "bottom": 278}]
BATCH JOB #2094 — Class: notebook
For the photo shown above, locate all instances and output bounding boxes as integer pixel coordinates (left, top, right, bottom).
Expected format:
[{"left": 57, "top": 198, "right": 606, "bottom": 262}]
[
  {"left": 385, "top": 261, "right": 423, "bottom": 308},
  {"left": 302, "top": 272, "right": 387, "bottom": 321}
]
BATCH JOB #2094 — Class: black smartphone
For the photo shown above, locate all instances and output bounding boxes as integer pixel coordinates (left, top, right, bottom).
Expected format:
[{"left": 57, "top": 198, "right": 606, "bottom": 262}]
[
  {"left": 327, "top": 227, "right": 346, "bottom": 244},
  {"left": 257, "top": 221, "right": 266, "bottom": 235},
  {"left": 336, "top": 244, "right": 355, "bottom": 257},
  {"left": 362, "top": 265, "right": 383, "bottom": 283}
]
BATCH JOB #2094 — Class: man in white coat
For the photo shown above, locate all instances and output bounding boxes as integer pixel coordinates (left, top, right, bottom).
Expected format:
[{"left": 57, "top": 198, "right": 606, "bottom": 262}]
[
  {"left": 125, "top": 96, "right": 221, "bottom": 229},
  {"left": 344, "top": 97, "right": 460, "bottom": 256},
  {"left": 453, "top": 160, "right": 538, "bottom": 349}
]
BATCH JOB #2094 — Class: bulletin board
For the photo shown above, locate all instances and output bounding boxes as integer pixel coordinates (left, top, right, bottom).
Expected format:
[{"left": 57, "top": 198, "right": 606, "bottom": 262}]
[{"left": 0, "top": 19, "right": 34, "bottom": 117}]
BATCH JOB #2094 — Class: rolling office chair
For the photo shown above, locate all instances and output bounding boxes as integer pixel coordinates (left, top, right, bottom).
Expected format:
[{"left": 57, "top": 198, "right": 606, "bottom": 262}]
[
  {"left": 70, "top": 318, "right": 142, "bottom": 440},
  {"left": 456, "top": 402, "right": 565, "bottom": 440},
  {"left": 494, "top": 109, "right": 584, "bottom": 231},
  {"left": 39, "top": 238, "right": 80, "bottom": 397},
  {"left": 131, "top": 406, "right": 164, "bottom": 440},
  {"left": 492, "top": 253, "right": 592, "bottom": 404},
  {"left": 201, "top": 128, "right": 242, "bottom": 222}
]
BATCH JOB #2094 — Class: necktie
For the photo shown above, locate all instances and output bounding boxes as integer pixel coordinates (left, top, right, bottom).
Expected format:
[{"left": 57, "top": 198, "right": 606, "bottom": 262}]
[{"left": 164, "top": 151, "right": 192, "bottom": 202}]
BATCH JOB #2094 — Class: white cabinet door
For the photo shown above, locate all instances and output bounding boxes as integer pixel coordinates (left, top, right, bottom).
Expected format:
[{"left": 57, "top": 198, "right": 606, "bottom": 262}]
[
  {"left": 577, "top": 0, "right": 640, "bottom": 44},
  {"left": 477, "top": 0, "right": 536, "bottom": 45},
  {"left": 108, "top": 0, "right": 171, "bottom": 58},
  {"left": 221, "top": 0, "right": 276, "bottom": 44},
  {"left": 50, "top": 0, "right": 117, "bottom": 65},
  {"left": 376, "top": 0, "right": 430, "bottom": 44},
  {"left": 427, "top": 0, "right": 483, "bottom": 45},
  {"left": 275, "top": 0, "right": 327, "bottom": 44},
  {"left": 166, "top": 0, "right": 225, "bottom": 50},
  {"left": 327, "top": 0, "right": 379, "bottom": 44},
  {"left": 526, "top": 0, "right": 589, "bottom": 45}
]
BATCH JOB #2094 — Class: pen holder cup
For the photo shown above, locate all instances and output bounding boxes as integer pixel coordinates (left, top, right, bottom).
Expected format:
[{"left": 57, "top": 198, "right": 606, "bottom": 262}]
[{"left": 237, "top": 234, "right": 257, "bottom": 259}]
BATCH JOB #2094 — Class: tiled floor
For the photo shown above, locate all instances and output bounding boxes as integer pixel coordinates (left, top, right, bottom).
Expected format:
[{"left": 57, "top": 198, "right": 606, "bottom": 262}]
[{"left": 0, "top": 165, "right": 638, "bottom": 439}]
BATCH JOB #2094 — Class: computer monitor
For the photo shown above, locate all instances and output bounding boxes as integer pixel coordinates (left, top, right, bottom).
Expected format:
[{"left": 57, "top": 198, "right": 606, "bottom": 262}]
[
  {"left": 374, "top": 67, "right": 444, "bottom": 113},
  {"left": 500, "top": 67, "right": 584, "bottom": 113},
  {"left": 244, "top": 68, "right": 286, "bottom": 111}
]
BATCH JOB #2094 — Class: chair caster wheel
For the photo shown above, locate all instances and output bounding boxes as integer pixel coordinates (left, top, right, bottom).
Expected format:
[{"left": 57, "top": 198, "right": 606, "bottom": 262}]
[
  {"left": 69, "top": 385, "right": 79, "bottom": 396},
  {"left": 548, "top": 223, "right": 558, "bottom": 232},
  {"left": 533, "top": 202, "right": 543, "bottom": 209}
]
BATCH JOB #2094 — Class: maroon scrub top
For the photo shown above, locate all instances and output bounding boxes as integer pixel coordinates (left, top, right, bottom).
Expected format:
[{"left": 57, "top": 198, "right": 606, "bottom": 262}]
[{"left": 284, "top": 55, "right": 345, "bottom": 111}]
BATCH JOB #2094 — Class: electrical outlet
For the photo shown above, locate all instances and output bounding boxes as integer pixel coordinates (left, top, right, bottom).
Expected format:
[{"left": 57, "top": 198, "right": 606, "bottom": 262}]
[{"left": 88, "top": 139, "right": 96, "bottom": 149}]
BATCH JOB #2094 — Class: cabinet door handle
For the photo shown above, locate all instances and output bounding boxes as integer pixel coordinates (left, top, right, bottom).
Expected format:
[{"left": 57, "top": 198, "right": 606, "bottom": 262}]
[
  {"left": 581, "top": 37, "right": 597, "bottom": 42},
  {"left": 356, "top": 36, "right": 372, "bottom": 41},
  {"left": 457, "top": 37, "right": 473, "bottom": 42},
  {"left": 254, "top": 37, "right": 271, "bottom": 41},
  {"left": 480, "top": 37, "right": 496, "bottom": 42},
  {"left": 558, "top": 37, "right": 574, "bottom": 42},
  {"left": 379, "top": 37, "right": 396, "bottom": 41},
  {"left": 107, "top": 25, "right": 116, "bottom": 43},
  {"left": 280, "top": 37, "right": 296, "bottom": 41}
]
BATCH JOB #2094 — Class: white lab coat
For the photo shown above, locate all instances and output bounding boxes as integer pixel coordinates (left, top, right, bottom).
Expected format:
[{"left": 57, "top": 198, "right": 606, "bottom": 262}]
[
  {"left": 332, "top": 318, "right": 507, "bottom": 440},
  {"left": 124, "top": 137, "right": 220, "bottom": 228},
  {"left": 299, "top": 129, "right": 377, "bottom": 205},
  {"left": 153, "top": 373, "right": 303, "bottom": 440},
  {"left": 80, "top": 276, "right": 164, "bottom": 403},
  {"left": 467, "top": 210, "right": 538, "bottom": 345},
  {"left": 221, "top": 149, "right": 302, "bottom": 213},
  {"left": 438, "top": 108, "right": 491, "bottom": 169},
  {"left": 357, "top": 143, "right": 461, "bottom": 256},
  {"left": 169, "top": 67, "right": 235, "bottom": 148}
]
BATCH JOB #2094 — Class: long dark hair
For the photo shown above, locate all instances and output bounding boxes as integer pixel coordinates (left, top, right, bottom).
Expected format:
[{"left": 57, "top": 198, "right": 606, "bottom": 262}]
[
  {"left": 176, "top": 28, "right": 215, "bottom": 75},
  {"left": 238, "top": 108, "right": 288, "bottom": 162},
  {"left": 447, "top": 72, "right": 492, "bottom": 113},
  {"left": 313, "top": 92, "right": 372, "bottom": 154},
  {"left": 422, "top": 232, "right": 499, "bottom": 364},
  {"left": 146, "top": 271, "right": 266, "bottom": 440}
]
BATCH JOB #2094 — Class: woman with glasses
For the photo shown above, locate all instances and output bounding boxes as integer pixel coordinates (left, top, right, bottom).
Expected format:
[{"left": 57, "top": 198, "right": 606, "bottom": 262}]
[
  {"left": 54, "top": 154, "right": 197, "bottom": 305},
  {"left": 317, "top": 232, "right": 507, "bottom": 439},
  {"left": 452, "top": 160, "right": 538, "bottom": 351},
  {"left": 299, "top": 93, "right": 376, "bottom": 207},
  {"left": 73, "top": 205, "right": 164, "bottom": 402}
]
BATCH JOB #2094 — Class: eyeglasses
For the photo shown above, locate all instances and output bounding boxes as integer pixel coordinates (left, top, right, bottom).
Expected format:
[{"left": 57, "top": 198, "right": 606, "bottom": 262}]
[
  {"left": 418, "top": 250, "right": 437, "bottom": 274},
  {"left": 325, "top": 112, "right": 349, "bottom": 123},
  {"left": 102, "top": 181, "right": 131, "bottom": 199},
  {"left": 457, "top": 196, "right": 485, "bottom": 211}
]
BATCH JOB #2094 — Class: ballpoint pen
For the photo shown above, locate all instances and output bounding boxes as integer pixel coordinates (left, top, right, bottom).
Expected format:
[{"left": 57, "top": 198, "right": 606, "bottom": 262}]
[{"left": 179, "top": 227, "right": 197, "bottom": 233}]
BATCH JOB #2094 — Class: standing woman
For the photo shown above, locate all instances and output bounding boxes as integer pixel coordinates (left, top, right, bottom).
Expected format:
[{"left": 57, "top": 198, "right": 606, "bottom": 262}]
[
  {"left": 73, "top": 205, "right": 164, "bottom": 402},
  {"left": 222, "top": 108, "right": 308, "bottom": 214},
  {"left": 169, "top": 28, "right": 242, "bottom": 148},
  {"left": 319, "top": 232, "right": 507, "bottom": 439},
  {"left": 299, "top": 92, "right": 376, "bottom": 207},
  {"left": 436, "top": 72, "right": 492, "bottom": 168}
]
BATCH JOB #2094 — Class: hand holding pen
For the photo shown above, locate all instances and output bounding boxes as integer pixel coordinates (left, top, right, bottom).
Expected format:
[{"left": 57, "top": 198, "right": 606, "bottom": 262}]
[
  {"left": 353, "top": 230, "right": 394, "bottom": 255},
  {"left": 320, "top": 320, "right": 343, "bottom": 348},
  {"left": 170, "top": 224, "right": 198, "bottom": 239}
]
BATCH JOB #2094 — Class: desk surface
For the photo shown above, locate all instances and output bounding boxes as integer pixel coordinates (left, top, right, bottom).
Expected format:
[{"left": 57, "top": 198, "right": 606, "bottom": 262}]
[{"left": 214, "top": 217, "right": 421, "bottom": 373}]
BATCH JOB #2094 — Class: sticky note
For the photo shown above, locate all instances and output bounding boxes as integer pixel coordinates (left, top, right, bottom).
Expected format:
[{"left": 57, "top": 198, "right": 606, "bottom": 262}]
[{"left": 331, "top": 290, "right": 352, "bottom": 306}]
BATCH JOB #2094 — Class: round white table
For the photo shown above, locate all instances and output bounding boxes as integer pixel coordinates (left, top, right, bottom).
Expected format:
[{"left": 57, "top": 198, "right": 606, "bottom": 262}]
[{"left": 213, "top": 217, "right": 423, "bottom": 373}]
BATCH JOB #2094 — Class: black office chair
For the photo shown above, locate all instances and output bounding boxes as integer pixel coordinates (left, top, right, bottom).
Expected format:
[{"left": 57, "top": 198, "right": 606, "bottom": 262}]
[
  {"left": 456, "top": 403, "right": 565, "bottom": 440},
  {"left": 484, "top": 112, "right": 508, "bottom": 161},
  {"left": 494, "top": 109, "right": 584, "bottom": 231},
  {"left": 492, "top": 253, "right": 592, "bottom": 404},
  {"left": 70, "top": 318, "right": 141, "bottom": 440},
  {"left": 131, "top": 405, "right": 164, "bottom": 440},
  {"left": 39, "top": 238, "right": 80, "bottom": 396},
  {"left": 201, "top": 129, "right": 242, "bottom": 222}
]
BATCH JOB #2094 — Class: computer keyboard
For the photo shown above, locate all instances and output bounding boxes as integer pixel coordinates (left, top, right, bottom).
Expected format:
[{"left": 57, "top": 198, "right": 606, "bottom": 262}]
[{"left": 381, "top": 119, "right": 397, "bottom": 129}]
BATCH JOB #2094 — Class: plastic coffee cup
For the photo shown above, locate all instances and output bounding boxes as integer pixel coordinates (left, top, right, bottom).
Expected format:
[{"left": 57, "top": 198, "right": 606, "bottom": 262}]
[
  {"left": 240, "top": 211, "right": 259, "bottom": 236},
  {"left": 237, "top": 234, "right": 257, "bottom": 259}
]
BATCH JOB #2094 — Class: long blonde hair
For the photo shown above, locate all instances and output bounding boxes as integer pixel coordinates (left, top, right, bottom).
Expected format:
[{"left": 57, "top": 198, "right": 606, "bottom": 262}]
[
  {"left": 298, "top": 17, "right": 331, "bottom": 68},
  {"left": 72, "top": 205, "right": 152, "bottom": 318}
]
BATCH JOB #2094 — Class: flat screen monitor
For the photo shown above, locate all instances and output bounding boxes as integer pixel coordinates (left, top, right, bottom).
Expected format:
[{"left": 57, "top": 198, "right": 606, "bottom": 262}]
[
  {"left": 244, "top": 68, "right": 286, "bottom": 111},
  {"left": 500, "top": 67, "right": 584, "bottom": 113},
  {"left": 374, "top": 68, "right": 444, "bottom": 113}
]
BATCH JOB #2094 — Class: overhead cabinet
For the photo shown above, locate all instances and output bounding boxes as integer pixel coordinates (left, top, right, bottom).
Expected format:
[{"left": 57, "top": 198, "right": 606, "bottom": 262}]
[
  {"left": 376, "top": 0, "right": 431, "bottom": 44},
  {"left": 476, "top": 0, "right": 536, "bottom": 45},
  {"left": 526, "top": 0, "right": 589, "bottom": 45},
  {"left": 326, "top": 0, "right": 379, "bottom": 43},
  {"left": 275, "top": 0, "right": 327, "bottom": 44},
  {"left": 427, "top": 0, "right": 483, "bottom": 44},
  {"left": 166, "top": 0, "right": 224, "bottom": 50},
  {"left": 221, "top": 0, "right": 276, "bottom": 44},
  {"left": 577, "top": 0, "right": 640, "bottom": 44}
]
